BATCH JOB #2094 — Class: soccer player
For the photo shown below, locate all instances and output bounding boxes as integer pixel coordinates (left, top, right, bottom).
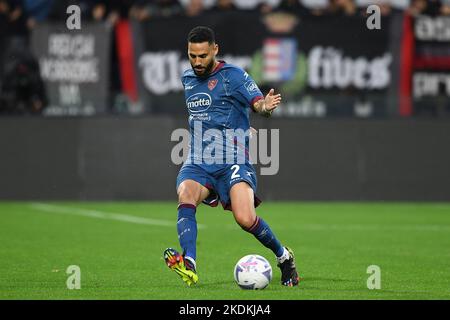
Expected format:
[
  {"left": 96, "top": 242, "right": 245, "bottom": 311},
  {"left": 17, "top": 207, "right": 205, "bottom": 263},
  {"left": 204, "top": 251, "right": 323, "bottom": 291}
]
[{"left": 164, "top": 26, "right": 300, "bottom": 287}]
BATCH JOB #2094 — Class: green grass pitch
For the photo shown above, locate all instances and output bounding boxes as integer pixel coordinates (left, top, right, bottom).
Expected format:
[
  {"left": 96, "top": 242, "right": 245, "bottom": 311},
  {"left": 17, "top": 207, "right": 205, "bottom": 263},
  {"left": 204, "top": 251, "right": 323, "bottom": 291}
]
[{"left": 0, "top": 201, "right": 449, "bottom": 300}]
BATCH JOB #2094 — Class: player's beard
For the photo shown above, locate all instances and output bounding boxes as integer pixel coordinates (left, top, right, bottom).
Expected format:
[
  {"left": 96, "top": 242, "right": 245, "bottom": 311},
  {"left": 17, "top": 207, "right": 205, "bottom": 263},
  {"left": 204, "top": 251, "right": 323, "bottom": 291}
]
[{"left": 192, "top": 59, "right": 216, "bottom": 77}]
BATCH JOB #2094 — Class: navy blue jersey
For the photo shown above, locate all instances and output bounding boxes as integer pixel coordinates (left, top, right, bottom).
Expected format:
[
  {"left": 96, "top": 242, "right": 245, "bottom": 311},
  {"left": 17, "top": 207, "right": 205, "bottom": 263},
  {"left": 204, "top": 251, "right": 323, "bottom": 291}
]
[{"left": 181, "top": 61, "right": 263, "bottom": 165}]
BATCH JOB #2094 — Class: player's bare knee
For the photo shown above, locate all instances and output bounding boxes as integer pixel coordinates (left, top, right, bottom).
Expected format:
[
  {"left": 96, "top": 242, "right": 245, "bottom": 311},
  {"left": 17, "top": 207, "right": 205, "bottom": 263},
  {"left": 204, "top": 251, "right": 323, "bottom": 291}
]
[
  {"left": 177, "top": 183, "right": 198, "bottom": 205},
  {"left": 178, "top": 192, "right": 196, "bottom": 205},
  {"left": 234, "top": 212, "right": 256, "bottom": 230}
]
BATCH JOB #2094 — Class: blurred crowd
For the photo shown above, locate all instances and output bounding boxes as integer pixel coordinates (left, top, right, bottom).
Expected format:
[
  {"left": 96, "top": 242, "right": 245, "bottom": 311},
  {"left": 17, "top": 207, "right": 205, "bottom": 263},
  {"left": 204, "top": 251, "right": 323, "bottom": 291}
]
[
  {"left": 0, "top": 0, "right": 450, "bottom": 35},
  {"left": 1, "top": 0, "right": 449, "bottom": 48},
  {"left": 1, "top": 0, "right": 450, "bottom": 115}
]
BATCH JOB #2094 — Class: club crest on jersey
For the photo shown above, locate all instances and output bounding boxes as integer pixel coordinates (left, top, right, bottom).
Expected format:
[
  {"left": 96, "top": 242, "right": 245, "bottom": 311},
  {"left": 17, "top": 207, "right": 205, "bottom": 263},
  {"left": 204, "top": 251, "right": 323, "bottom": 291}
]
[{"left": 208, "top": 79, "right": 218, "bottom": 91}]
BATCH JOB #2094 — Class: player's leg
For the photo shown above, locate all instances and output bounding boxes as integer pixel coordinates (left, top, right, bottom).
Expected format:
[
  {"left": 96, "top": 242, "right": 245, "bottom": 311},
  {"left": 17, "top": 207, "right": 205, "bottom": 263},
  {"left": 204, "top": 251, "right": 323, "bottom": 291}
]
[
  {"left": 164, "top": 165, "right": 211, "bottom": 286},
  {"left": 176, "top": 179, "right": 210, "bottom": 263},
  {"left": 229, "top": 182, "right": 300, "bottom": 287},
  {"left": 230, "top": 181, "right": 284, "bottom": 256}
]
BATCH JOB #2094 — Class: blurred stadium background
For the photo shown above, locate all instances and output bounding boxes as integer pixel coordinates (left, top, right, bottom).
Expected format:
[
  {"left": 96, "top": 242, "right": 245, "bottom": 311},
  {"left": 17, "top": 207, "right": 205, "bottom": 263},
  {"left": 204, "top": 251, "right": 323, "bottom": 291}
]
[{"left": 0, "top": 0, "right": 450, "bottom": 300}]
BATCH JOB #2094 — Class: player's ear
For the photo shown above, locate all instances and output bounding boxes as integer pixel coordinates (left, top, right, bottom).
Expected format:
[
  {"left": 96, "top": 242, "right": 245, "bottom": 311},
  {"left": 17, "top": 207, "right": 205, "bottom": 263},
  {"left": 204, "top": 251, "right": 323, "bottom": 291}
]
[{"left": 213, "top": 43, "right": 219, "bottom": 56}]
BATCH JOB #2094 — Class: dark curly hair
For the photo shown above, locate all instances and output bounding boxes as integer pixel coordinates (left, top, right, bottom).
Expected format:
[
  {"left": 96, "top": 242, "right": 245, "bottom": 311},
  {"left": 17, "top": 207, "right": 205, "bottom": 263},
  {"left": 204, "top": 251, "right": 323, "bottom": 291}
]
[{"left": 187, "top": 26, "right": 215, "bottom": 44}]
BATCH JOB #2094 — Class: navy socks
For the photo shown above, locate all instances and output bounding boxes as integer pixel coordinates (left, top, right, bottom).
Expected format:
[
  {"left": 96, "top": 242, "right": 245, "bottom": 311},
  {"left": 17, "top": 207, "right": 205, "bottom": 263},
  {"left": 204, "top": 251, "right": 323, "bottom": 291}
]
[
  {"left": 177, "top": 203, "right": 197, "bottom": 260},
  {"left": 177, "top": 204, "right": 284, "bottom": 261},
  {"left": 242, "top": 216, "right": 284, "bottom": 258}
]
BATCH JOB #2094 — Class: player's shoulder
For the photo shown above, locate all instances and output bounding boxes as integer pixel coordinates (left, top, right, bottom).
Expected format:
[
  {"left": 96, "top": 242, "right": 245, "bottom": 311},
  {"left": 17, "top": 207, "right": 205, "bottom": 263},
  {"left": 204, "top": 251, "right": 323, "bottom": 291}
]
[
  {"left": 181, "top": 68, "right": 196, "bottom": 86},
  {"left": 221, "top": 63, "right": 247, "bottom": 76},
  {"left": 182, "top": 69, "right": 195, "bottom": 80},
  {"left": 220, "top": 63, "right": 252, "bottom": 83}
]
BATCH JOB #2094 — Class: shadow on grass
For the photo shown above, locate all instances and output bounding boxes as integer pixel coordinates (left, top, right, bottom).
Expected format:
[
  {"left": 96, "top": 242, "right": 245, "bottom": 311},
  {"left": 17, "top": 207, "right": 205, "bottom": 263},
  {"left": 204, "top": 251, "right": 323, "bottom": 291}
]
[
  {"left": 194, "top": 280, "right": 235, "bottom": 288},
  {"left": 301, "top": 277, "right": 354, "bottom": 283}
]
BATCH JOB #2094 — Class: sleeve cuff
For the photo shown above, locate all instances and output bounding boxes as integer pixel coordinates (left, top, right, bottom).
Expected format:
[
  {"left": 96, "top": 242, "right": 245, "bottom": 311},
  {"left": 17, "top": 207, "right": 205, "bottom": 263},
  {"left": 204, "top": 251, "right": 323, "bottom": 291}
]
[{"left": 250, "top": 96, "right": 264, "bottom": 112}]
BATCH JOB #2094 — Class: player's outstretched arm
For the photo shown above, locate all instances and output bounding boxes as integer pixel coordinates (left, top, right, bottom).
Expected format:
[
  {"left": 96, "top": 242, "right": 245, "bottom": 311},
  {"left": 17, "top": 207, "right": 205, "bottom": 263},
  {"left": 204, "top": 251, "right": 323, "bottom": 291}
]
[{"left": 252, "top": 88, "right": 281, "bottom": 118}]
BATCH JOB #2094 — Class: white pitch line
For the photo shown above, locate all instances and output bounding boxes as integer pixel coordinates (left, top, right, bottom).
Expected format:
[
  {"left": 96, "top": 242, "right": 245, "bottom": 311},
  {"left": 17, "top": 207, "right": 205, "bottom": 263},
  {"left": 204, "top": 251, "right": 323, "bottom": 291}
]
[{"left": 30, "top": 203, "right": 206, "bottom": 229}]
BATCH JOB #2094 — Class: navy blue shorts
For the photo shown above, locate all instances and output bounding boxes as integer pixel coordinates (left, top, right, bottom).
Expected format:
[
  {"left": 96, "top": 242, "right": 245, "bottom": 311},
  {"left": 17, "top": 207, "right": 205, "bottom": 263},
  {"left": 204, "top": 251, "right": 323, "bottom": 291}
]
[{"left": 176, "top": 162, "right": 262, "bottom": 211}]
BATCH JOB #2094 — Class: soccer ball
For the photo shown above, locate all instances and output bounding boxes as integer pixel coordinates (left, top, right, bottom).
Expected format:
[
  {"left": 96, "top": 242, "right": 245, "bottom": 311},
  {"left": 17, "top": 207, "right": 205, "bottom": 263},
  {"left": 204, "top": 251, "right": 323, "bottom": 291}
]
[{"left": 233, "top": 254, "right": 272, "bottom": 290}]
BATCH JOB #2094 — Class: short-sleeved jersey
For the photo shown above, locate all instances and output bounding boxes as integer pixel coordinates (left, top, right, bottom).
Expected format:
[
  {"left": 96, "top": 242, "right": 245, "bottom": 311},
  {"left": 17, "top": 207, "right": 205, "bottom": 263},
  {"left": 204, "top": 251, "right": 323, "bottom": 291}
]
[{"left": 181, "top": 61, "right": 263, "bottom": 165}]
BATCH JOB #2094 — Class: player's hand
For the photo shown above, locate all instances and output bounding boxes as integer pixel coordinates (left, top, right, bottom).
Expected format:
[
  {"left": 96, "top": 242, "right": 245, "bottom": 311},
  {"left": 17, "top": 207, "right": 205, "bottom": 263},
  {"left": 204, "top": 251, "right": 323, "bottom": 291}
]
[{"left": 264, "top": 89, "right": 281, "bottom": 112}]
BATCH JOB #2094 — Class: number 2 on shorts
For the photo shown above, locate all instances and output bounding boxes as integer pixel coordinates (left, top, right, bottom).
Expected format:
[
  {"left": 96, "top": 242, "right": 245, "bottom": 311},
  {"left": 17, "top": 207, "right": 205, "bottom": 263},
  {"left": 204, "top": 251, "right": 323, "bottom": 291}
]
[{"left": 231, "top": 165, "right": 240, "bottom": 179}]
